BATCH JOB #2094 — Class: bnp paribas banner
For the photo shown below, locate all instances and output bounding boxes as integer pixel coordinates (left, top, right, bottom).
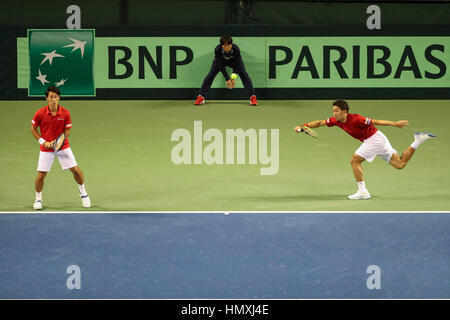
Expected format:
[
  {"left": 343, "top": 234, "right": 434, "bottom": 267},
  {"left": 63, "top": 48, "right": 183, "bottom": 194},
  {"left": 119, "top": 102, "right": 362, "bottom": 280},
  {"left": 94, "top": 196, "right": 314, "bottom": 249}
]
[
  {"left": 27, "top": 29, "right": 95, "bottom": 96},
  {"left": 18, "top": 34, "right": 449, "bottom": 94}
]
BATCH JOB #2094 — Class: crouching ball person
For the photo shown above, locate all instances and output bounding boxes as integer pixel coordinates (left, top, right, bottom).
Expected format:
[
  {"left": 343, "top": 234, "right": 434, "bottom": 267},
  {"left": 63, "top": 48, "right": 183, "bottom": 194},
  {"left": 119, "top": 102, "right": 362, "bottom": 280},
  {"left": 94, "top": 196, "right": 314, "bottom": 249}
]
[
  {"left": 195, "top": 34, "right": 258, "bottom": 106},
  {"left": 30, "top": 86, "right": 91, "bottom": 210}
]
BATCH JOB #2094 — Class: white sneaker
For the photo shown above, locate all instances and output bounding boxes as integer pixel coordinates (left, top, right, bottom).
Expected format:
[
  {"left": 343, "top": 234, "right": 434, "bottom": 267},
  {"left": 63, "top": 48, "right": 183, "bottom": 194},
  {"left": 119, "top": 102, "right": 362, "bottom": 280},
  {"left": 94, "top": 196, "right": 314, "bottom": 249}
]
[
  {"left": 414, "top": 132, "right": 436, "bottom": 143},
  {"left": 348, "top": 191, "right": 371, "bottom": 200},
  {"left": 33, "top": 200, "right": 43, "bottom": 210},
  {"left": 81, "top": 195, "right": 91, "bottom": 208}
]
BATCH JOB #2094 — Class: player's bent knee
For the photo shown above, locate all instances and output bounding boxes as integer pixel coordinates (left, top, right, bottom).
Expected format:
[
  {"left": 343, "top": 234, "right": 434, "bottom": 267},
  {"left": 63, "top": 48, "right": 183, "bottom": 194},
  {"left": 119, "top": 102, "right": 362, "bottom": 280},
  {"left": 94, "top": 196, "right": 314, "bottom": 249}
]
[
  {"left": 391, "top": 161, "right": 405, "bottom": 169},
  {"left": 350, "top": 156, "right": 361, "bottom": 165},
  {"left": 37, "top": 171, "right": 47, "bottom": 179},
  {"left": 69, "top": 166, "right": 82, "bottom": 175}
]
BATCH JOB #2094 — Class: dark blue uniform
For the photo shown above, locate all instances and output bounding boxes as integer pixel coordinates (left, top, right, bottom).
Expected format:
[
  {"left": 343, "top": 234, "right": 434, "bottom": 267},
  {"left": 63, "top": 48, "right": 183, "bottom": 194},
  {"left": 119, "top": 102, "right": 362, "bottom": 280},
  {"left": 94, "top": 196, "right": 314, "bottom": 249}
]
[{"left": 198, "top": 44, "right": 256, "bottom": 98}]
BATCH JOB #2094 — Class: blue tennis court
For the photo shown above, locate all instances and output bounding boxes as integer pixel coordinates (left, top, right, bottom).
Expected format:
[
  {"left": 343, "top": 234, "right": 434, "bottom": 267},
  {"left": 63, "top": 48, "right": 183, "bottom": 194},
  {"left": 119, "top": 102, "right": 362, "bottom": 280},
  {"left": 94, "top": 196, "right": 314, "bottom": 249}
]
[{"left": 1, "top": 212, "right": 449, "bottom": 299}]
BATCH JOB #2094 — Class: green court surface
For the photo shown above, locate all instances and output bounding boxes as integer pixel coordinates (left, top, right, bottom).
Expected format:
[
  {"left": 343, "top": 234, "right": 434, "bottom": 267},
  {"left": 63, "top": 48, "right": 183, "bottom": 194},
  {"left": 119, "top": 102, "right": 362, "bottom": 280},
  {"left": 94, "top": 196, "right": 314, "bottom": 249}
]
[{"left": 1, "top": 99, "right": 449, "bottom": 212}]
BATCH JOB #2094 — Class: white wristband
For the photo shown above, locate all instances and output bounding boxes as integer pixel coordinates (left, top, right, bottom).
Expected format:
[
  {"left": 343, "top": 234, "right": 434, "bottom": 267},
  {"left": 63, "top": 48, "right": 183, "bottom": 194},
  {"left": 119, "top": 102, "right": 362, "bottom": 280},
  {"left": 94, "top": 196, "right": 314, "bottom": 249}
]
[{"left": 38, "top": 138, "right": 46, "bottom": 145}]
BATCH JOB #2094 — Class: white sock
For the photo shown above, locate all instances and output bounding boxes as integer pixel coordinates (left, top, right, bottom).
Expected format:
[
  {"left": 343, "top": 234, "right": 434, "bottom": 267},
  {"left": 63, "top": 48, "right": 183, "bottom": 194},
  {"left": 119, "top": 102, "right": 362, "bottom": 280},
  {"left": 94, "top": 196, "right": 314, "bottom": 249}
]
[
  {"left": 410, "top": 140, "right": 421, "bottom": 150},
  {"left": 35, "top": 192, "right": 42, "bottom": 201},
  {"left": 357, "top": 181, "right": 367, "bottom": 193},
  {"left": 78, "top": 184, "right": 88, "bottom": 197}
]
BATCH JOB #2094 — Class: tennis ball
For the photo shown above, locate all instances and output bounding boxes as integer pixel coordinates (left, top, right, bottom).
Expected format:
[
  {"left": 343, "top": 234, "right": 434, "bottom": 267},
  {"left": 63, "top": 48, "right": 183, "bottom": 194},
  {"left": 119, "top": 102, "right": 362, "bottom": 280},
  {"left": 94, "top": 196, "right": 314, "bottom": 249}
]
[{"left": 231, "top": 73, "right": 237, "bottom": 79}]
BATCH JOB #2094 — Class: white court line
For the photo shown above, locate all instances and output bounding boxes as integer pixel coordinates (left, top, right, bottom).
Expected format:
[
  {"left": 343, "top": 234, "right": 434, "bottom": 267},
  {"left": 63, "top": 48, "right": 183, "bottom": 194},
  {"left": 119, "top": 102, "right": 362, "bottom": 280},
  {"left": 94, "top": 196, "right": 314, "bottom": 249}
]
[{"left": 0, "top": 211, "right": 450, "bottom": 214}]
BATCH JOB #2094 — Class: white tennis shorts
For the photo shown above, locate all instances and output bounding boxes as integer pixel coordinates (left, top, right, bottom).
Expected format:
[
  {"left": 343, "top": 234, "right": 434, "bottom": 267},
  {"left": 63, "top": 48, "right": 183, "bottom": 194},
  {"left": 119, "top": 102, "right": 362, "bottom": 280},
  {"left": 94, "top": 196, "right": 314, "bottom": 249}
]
[
  {"left": 355, "top": 131, "right": 398, "bottom": 163},
  {"left": 37, "top": 147, "right": 78, "bottom": 172}
]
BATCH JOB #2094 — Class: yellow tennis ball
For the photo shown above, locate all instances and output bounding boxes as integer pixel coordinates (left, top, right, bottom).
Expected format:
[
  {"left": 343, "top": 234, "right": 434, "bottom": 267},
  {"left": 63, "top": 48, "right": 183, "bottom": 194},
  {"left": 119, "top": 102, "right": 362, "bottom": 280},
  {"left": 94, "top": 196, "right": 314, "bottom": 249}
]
[{"left": 231, "top": 73, "right": 237, "bottom": 79}]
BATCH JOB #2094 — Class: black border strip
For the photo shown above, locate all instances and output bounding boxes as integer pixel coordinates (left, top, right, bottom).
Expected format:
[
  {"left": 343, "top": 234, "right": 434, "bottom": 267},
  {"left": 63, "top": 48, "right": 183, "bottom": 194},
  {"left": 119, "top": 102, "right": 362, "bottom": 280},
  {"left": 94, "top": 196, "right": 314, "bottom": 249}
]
[
  {"left": 0, "top": 299, "right": 448, "bottom": 316},
  {"left": 89, "top": 88, "right": 450, "bottom": 100},
  {"left": 9, "top": 88, "right": 450, "bottom": 100},
  {"left": 254, "top": 0, "right": 450, "bottom": 2}
]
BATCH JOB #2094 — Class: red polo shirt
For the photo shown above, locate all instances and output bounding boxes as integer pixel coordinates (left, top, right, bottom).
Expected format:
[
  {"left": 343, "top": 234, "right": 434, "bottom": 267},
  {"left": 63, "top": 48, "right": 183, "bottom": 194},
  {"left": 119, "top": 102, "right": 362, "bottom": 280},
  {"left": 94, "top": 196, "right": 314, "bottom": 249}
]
[
  {"left": 326, "top": 113, "right": 378, "bottom": 142},
  {"left": 31, "top": 105, "right": 71, "bottom": 152}
]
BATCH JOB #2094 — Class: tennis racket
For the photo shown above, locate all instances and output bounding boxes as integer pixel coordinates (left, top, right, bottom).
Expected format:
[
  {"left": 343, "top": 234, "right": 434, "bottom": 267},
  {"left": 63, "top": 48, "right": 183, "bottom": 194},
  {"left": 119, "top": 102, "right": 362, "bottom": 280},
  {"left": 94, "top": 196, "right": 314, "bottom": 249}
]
[
  {"left": 52, "top": 132, "right": 66, "bottom": 152},
  {"left": 296, "top": 125, "right": 319, "bottom": 138}
]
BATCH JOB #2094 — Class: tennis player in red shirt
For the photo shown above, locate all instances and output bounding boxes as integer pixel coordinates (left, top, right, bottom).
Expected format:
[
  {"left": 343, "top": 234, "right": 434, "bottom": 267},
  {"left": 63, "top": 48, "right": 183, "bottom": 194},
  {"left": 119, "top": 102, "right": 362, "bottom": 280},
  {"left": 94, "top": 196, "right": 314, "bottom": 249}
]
[
  {"left": 30, "top": 86, "right": 91, "bottom": 210},
  {"left": 295, "top": 99, "right": 436, "bottom": 200}
]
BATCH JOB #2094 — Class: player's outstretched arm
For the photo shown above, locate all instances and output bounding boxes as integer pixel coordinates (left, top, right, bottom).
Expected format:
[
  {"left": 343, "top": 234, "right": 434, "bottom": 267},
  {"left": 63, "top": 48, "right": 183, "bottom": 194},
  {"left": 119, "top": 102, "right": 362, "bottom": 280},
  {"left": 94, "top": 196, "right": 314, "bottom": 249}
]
[
  {"left": 303, "top": 120, "right": 326, "bottom": 128},
  {"left": 294, "top": 120, "right": 326, "bottom": 132},
  {"left": 372, "top": 119, "right": 409, "bottom": 128}
]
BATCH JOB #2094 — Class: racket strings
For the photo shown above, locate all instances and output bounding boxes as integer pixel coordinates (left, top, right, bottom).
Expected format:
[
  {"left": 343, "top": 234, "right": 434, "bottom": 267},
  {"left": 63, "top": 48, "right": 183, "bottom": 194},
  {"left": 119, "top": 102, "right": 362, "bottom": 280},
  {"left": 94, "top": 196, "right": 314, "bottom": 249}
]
[
  {"left": 53, "top": 133, "right": 66, "bottom": 151},
  {"left": 302, "top": 126, "right": 318, "bottom": 138}
]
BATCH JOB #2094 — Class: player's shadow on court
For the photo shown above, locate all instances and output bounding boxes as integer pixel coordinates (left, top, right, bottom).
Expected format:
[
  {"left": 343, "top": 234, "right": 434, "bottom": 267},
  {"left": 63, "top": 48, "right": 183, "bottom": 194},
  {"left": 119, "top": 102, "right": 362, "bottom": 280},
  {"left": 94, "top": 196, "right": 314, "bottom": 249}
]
[
  {"left": 234, "top": 194, "right": 348, "bottom": 202},
  {"left": 381, "top": 194, "right": 449, "bottom": 201},
  {"left": 32, "top": 203, "right": 109, "bottom": 211}
]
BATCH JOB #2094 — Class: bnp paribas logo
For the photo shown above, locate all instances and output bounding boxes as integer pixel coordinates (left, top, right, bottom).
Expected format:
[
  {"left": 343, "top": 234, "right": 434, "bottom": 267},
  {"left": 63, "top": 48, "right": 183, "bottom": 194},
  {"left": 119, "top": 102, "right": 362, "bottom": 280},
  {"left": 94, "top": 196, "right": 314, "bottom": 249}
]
[{"left": 28, "top": 29, "right": 95, "bottom": 96}]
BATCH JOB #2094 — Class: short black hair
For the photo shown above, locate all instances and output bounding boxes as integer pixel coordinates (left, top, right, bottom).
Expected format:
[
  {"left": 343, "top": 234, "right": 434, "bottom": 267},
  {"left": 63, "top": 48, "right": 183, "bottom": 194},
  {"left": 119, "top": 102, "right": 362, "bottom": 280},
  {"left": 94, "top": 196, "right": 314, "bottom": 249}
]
[
  {"left": 333, "top": 99, "right": 349, "bottom": 112},
  {"left": 45, "top": 86, "right": 61, "bottom": 97},
  {"left": 220, "top": 34, "right": 233, "bottom": 45}
]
